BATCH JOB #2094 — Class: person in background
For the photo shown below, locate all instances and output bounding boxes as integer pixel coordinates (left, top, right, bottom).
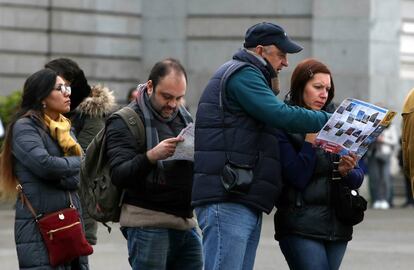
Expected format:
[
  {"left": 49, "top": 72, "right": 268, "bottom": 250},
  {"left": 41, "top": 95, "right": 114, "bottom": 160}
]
[
  {"left": 192, "top": 22, "right": 331, "bottom": 270},
  {"left": 0, "top": 69, "right": 88, "bottom": 269},
  {"left": 45, "top": 59, "right": 91, "bottom": 114},
  {"left": 45, "top": 58, "right": 117, "bottom": 245},
  {"left": 105, "top": 58, "right": 202, "bottom": 270},
  {"left": 402, "top": 88, "right": 414, "bottom": 198},
  {"left": 274, "top": 58, "right": 364, "bottom": 270},
  {"left": 71, "top": 83, "right": 117, "bottom": 153},
  {"left": 367, "top": 123, "right": 398, "bottom": 209},
  {"left": 127, "top": 86, "right": 139, "bottom": 104}
]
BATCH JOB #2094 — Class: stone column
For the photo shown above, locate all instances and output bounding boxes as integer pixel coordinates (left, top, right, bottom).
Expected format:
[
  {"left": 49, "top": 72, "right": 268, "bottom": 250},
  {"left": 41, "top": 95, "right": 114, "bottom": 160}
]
[
  {"left": 141, "top": 0, "right": 187, "bottom": 75},
  {"left": 368, "top": 0, "right": 401, "bottom": 110},
  {"left": 312, "top": 0, "right": 401, "bottom": 110}
]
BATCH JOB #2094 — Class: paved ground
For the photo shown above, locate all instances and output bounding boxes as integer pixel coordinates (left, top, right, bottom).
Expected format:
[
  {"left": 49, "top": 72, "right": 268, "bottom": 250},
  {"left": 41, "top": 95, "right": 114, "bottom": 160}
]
[{"left": 1, "top": 204, "right": 414, "bottom": 269}]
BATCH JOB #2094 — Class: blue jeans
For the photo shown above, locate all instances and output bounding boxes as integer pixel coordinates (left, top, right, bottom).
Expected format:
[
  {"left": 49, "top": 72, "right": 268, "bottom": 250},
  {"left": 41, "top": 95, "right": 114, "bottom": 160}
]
[
  {"left": 368, "top": 157, "right": 392, "bottom": 203},
  {"left": 195, "top": 202, "right": 262, "bottom": 270},
  {"left": 279, "top": 235, "right": 348, "bottom": 270},
  {"left": 121, "top": 227, "right": 203, "bottom": 270}
]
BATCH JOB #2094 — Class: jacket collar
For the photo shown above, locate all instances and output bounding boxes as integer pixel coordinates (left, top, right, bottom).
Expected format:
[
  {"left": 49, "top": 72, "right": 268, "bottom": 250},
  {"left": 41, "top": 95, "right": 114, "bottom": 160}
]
[
  {"left": 75, "top": 85, "right": 116, "bottom": 117},
  {"left": 232, "top": 48, "right": 275, "bottom": 85}
]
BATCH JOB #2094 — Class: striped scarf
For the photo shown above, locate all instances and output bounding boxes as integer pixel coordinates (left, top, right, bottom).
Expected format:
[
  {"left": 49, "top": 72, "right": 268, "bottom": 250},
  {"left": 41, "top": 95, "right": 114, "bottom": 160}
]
[{"left": 135, "top": 84, "right": 192, "bottom": 168}]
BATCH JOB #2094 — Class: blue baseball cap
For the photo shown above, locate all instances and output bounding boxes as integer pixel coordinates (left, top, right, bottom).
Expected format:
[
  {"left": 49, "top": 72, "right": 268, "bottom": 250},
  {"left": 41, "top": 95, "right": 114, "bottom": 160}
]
[{"left": 243, "top": 22, "right": 303, "bottom": 54}]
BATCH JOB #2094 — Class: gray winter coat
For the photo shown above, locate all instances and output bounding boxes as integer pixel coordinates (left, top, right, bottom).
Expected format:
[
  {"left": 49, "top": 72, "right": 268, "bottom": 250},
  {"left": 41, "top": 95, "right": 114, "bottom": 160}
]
[{"left": 12, "top": 115, "right": 89, "bottom": 270}]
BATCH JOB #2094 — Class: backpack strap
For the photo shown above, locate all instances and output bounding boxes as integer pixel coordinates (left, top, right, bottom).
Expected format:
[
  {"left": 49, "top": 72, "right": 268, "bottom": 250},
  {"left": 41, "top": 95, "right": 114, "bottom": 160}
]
[
  {"left": 108, "top": 106, "right": 145, "bottom": 216},
  {"left": 113, "top": 106, "right": 145, "bottom": 148}
]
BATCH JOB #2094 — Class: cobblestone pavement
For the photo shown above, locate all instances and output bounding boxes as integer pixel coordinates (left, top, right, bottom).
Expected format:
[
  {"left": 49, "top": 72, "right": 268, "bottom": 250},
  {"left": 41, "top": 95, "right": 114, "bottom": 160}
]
[{"left": 1, "top": 206, "right": 414, "bottom": 269}]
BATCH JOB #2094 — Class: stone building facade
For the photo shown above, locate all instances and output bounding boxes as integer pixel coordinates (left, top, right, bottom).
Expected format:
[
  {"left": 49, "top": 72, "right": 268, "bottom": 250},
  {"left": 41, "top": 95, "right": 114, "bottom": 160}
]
[{"left": 0, "top": 0, "right": 412, "bottom": 113}]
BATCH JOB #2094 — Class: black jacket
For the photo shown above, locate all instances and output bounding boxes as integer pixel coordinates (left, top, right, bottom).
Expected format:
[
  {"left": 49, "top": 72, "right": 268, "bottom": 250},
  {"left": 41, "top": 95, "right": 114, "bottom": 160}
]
[
  {"left": 274, "top": 132, "right": 356, "bottom": 242},
  {"left": 105, "top": 102, "right": 194, "bottom": 218}
]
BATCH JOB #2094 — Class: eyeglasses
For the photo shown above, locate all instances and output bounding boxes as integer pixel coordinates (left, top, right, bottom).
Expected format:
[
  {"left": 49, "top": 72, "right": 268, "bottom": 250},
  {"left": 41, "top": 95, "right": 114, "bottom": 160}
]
[{"left": 54, "top": 84, "right": 71, "bottom": 95}]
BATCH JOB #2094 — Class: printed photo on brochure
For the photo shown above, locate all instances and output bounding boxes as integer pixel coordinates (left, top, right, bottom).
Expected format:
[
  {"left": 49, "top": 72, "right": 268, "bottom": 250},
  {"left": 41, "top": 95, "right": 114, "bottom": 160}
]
[{"left": 315, "top": 98, "right": 396, "bottom": 159}]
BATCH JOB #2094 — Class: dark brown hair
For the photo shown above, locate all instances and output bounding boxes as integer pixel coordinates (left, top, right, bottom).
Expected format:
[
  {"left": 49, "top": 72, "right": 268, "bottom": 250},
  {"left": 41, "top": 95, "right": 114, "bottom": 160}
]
[
  {"left": 0, "top": 69, "right": 57, "bottom": 200},
  {"left": 288, "top": 58, "right": 335, "bottom": 110},
  {"left": 148, "top": 58, "right": 187, "bottom": 92},
  {"left": 45, "top": 58, "right": 91, "bottom": 111}
]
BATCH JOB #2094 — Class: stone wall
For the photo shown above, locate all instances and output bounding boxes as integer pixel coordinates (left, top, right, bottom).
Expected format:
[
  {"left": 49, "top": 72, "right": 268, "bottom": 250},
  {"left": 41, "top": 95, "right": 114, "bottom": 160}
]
[
  {"left": 0, "top": 0, "right": 409, "bottom": 113},
  {"left": 0, "top": 0, "right": 313, "bottom": 108},
  {"left": 0, "top": 0, "right": 142, "bottom": 103}
]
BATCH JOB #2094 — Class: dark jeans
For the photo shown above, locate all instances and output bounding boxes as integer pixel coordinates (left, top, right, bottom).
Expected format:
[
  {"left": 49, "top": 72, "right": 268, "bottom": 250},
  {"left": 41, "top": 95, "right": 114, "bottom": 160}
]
[
  {"left": 279, "top": 235, "right": 348, "bottom": 270},
  {"left": 121, "top": 226, "right": 203, "bottom": 270}
]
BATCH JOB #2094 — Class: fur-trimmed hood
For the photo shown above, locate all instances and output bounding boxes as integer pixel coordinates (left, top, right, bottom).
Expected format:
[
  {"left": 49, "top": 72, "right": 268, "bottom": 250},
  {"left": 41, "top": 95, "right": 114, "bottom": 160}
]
[{"left": 76, "top": 85, "right": 116, "bottom": 117}]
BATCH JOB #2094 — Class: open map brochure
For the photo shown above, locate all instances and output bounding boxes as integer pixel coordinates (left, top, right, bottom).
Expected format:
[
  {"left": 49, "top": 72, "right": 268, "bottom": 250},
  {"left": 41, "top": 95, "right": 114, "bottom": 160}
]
[
  {"left": 315, "top": 98, "right": 396, "bottom": 159},
  {"left": 164, "top": 123, "right": 194, "bottom": 161}
]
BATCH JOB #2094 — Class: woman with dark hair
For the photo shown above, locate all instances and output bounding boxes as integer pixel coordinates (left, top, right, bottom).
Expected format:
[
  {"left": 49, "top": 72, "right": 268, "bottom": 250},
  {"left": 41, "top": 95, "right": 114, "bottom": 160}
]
[
  {"left": 0, "top": 69, "right": 89, "bottom": 269},
  {"left": 274, "top": 58, "right": 364, "bottom": 270}
]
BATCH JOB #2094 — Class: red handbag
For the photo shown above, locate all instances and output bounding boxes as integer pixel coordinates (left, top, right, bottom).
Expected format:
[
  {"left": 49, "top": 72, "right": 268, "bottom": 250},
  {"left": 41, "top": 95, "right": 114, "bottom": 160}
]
[{"left": 17, "top": 184, "right": 93, "bottom": 267}]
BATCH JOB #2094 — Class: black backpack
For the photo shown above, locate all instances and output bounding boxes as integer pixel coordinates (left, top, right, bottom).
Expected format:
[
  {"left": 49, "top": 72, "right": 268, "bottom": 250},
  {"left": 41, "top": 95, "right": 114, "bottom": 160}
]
[{"left": 80, "top": 106, "right": 144, "bottom": 228}]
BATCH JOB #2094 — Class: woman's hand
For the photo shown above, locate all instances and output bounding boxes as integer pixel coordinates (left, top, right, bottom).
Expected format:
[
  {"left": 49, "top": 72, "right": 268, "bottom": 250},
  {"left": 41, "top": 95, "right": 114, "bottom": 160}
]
[
  {"left": 338, "top": 152, "right": 358, "bottom": 177},
  {"left": 305, "top": 133, "right": 318, "bottom": 145}
]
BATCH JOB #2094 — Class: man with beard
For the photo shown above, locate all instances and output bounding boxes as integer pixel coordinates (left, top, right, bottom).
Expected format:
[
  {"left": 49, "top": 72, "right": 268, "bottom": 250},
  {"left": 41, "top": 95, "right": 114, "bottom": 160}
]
[{"left": 105, "top": 58, "right": 202, "bottom": 270}]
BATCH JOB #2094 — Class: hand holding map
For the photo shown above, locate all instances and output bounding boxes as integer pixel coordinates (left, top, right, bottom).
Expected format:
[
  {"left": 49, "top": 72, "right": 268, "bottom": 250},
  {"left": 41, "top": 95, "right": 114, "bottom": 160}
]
[
  {"left": 165, "top": 123, "right": 194, "bottom": 161},
  {"left": 315, "top": 98, "right": 396, "bottom": 159}
]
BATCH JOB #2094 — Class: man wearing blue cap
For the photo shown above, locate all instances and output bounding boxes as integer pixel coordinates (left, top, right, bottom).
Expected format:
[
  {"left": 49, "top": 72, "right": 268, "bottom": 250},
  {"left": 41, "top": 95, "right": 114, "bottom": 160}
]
[{"left": 192, "top": 22, "right": 331, "bottom": 270}]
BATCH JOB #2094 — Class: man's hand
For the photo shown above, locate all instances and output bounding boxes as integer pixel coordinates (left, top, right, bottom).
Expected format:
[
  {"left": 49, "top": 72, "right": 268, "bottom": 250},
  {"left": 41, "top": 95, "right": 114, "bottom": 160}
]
[
  {"left": 338, "top": 153, "right": 358, "bottom": 177},
  {"left": 146, "top": 137, "right": 184, "bottom": 163}
]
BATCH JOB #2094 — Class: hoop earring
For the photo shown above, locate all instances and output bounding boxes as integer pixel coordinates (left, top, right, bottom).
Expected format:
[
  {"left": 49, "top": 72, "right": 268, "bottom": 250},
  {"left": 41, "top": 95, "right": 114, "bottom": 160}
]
[{"left": 42, "top": 103, "right": 46, "bottom": 109}]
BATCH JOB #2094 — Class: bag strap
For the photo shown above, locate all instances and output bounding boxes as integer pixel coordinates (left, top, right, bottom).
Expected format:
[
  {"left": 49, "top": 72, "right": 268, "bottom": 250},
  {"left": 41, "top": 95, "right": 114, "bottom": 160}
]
[
  {"left": 330, "top": 155, "right": 342, "bottom": 181},
  {"left": 16, "top": 184, "right": 74, "bottom": 221},
  {"left": 114, "top": 106, "right": 145, "bottom": 147},
  {"left": 107, "top": 106, "right": 145, "bottom": 210},
  {"left": 16, "top": 184, "right": 39, "bottom": 219}
]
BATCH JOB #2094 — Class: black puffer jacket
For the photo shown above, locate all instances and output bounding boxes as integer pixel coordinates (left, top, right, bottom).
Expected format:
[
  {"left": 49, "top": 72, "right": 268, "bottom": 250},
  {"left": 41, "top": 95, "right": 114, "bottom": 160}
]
[
  {"left": 106, "top": 102, "right": 194, "bottom": 218},
  {"left": 12, "top": 116, "right": 88, "bottom": 269},
  {"left": 274, "top": 132, "right": 362, "bottom": 242}
]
